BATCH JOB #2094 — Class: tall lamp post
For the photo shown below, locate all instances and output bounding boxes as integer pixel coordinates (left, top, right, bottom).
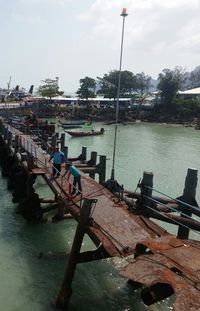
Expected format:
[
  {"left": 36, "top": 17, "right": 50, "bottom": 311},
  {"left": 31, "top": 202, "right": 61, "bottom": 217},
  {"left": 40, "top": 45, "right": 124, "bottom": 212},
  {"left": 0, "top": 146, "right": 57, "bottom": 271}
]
[{"left": 111, "top": 8, "right": 128, "bottom": 180}]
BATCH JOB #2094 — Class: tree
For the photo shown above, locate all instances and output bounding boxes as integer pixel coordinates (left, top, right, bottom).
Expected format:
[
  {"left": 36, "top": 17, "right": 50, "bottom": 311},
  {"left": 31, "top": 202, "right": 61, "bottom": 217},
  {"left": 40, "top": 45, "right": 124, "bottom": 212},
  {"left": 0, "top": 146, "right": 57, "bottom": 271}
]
[
  {"left": 76, "top": 77, "right": 96, "bottom": 99},
  {"left": 37, "top": 77, "right": 63, "bottom": 99},
  {"left": 97, "top": 70, "right": 136, "bottom": 98},
  {"left": 135, "top": 72, "right": 151, "bottom": 95},
  {"left": 189, "top": 69, "right": 200, "bottom": 89},
  {"left": 157, "top": 69, "right": 180, "bottom": 108},
  {"left": 173, "top": 66, "right": 188, "bottom": 90}
]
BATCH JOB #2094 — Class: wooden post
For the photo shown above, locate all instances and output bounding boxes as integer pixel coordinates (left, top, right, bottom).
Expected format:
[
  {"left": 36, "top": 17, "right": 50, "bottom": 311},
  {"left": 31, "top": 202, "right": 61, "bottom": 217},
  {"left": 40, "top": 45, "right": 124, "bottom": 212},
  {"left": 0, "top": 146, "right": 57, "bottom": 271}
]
[
  {"left": 90, "top": 151, "right": 97, "bottom": 166},
  {"left": 140, "top": 172, "right": 153, "bottom": 215},
  {"left": 98, "top": 155, "right": 106, "bottom": 184},
  {"left": 177, "top": 168, "right": 198, "bottom": 239},
  {"left": 4, "top": 127, "right": 8, "bottom": 140},
  {"left": 27, "top": 155, "right": 35, "bottom": 171},
  {"left": 15, "top": 135, "right": 19, "bottom": 152},
  {"left": 0, "top": 119, "right": 3, "bottom": 133},
  {"left": 89, "top": 152, "right": 97, "bottom": 179},
  {"left": 60, "top": 133, "right": 65, "bottom": 150},
  {"left": 7, "top": 131, "right": 12, "bottom": 146},
  {"left": 63, "top": 146, "right": 68, "bottom": 162},
  {"left": 81, "top": 146, "right": 87, "bottom": 163},
  {"left": 56, "top": 198, "right": 95, "bottom": 309},
  {"left": 51, "top": 134, "right": 57, "bottom": 149}
]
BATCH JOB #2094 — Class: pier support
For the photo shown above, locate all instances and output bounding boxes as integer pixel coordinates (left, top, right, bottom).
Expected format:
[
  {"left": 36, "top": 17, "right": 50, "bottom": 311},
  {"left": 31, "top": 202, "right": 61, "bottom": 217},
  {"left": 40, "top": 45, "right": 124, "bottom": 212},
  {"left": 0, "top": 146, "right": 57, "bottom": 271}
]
[
  {"left": 97, "top": 155, "right": 106, "bottom": 184},
  {"left": 88, "top": 151, "right": 97, "bottom": 179},
  {"left": 140, "top": 171, "right": 153, "bottom": 215},
  {"left": 56, "top": 198, "right": 95, "bottom": 310},
  {"left": 81, "top": 146, "right": 87, "bottom": 163},
  {"left": 177, "top": 168, "right": 198, "bottom": 239}
]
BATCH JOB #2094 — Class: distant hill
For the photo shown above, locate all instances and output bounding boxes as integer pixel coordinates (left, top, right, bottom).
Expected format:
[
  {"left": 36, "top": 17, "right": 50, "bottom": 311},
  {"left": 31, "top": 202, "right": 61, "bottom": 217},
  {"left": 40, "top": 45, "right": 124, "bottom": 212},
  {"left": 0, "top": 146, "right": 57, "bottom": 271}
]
[
  {"left": 184, "top": 66, "right": 200, "bottom": 90},
  {"left": 192, "top": 65, "right": 200, "bottom": 73},
  {"left": 149, "top": 78, "right": 158, "bottom": 92},
  {"left": 149, "top": 66, "right": 200, "bottom": 91}
]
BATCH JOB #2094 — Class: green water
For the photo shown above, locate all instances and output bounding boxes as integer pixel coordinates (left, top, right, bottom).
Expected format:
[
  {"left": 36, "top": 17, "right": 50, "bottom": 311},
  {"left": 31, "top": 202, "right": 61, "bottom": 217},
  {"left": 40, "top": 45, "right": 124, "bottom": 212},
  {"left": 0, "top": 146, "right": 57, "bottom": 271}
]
[{"left": 0, "top": 121, "right": 199, "bottom": 310}]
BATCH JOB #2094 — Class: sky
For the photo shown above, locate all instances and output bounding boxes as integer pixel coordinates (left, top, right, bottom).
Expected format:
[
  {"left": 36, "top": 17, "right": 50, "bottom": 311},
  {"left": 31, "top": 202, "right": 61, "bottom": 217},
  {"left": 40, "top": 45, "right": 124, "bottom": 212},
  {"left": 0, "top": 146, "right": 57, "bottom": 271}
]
[{"left": 1, "top": 0, "right": 200, "bottom": 94}]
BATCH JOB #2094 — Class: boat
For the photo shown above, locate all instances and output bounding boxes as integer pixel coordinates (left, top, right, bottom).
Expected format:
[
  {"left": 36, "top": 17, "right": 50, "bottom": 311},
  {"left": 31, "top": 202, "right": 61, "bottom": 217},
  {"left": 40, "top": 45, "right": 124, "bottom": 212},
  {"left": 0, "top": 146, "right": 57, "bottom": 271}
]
[
  {"left": 60, "top": 124, "right": 84, "bottom": 129},
  {"left": 65, "top": 128, "right": 105, "bottom": 137},
  {"left": 58, "top": 119, "right": 90, "bottom": 129},
  {"left": 58, "top": 120, "right": 86, "bottom": 126}
]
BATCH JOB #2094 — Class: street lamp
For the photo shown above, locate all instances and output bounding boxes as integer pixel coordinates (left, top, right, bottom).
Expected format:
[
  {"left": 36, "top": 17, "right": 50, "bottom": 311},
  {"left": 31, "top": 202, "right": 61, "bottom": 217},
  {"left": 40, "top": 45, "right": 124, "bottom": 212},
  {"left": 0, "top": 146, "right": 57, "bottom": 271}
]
[{"left": 111, "top": 8, "right": 128, "bottom": 180}]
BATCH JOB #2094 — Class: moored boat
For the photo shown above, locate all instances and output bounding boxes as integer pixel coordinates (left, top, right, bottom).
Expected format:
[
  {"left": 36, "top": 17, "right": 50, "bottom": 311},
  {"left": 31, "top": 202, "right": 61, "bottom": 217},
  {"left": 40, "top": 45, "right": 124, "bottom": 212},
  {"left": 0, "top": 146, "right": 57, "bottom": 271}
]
[
  {"left": 65, "top": 128, "right": 105, "bottom": 137},
  {"left": 58, "top": 120, "right": 86, "bottom": 126}
]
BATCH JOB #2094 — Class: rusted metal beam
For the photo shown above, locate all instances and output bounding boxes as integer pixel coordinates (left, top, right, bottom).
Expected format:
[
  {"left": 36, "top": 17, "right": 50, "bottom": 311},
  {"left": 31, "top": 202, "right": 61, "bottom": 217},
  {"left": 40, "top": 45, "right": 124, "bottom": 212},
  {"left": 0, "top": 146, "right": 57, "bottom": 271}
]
[
  {"left": 77, "top": 244, "right": 110, "bottom": 263},
  {"left": 56, "top": 198, "right": 95, "bottom": 310}
]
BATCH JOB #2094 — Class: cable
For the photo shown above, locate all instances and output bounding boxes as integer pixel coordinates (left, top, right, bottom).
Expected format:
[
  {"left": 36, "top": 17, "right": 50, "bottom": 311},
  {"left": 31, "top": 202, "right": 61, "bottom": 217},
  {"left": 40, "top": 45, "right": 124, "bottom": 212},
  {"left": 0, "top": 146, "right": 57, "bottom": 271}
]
[
  {"left": 145, "top": 185, "right": 200, "bottom": 214},
  {"left": 143, "top": 195, "right": 197, "bottom": 222},
  {"left": 145, "top": 204, "right": 200, "bottom": 236}
]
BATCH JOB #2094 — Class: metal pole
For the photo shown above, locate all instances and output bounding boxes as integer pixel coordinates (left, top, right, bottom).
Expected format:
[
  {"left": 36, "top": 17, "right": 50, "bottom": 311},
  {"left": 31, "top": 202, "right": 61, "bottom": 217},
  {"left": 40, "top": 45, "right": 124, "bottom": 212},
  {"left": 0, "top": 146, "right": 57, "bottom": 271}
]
[{"left": 111, "top": 8, "right": 128, "bottom": 180}]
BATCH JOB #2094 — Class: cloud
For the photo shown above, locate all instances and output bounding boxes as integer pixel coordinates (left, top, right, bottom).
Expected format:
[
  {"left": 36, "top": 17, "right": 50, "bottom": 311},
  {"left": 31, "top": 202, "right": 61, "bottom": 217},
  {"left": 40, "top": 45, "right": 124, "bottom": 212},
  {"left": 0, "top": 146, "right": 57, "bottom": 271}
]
[
  {"left": 175, "top": 18, "right": 200, "bottom": 53},
  {"left": 18, "top": 0, "right": 72, "bottom": 5},
  {"left": 77, "top": 0, "right": 200, "bottom": 50},
  {"left": 1, "top": 0, "right": 200, "bottom": 90},
  {"left": 13, "top": 14, "right": 45, "bottom": 24}
]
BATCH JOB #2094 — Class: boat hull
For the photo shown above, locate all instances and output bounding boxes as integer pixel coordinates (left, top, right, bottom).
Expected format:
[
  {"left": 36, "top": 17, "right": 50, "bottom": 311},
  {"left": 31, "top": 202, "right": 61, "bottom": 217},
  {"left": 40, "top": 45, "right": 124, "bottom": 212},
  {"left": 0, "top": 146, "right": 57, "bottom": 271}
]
[{"left": 65, "top": 128, "right": 105, "bottom": 137}]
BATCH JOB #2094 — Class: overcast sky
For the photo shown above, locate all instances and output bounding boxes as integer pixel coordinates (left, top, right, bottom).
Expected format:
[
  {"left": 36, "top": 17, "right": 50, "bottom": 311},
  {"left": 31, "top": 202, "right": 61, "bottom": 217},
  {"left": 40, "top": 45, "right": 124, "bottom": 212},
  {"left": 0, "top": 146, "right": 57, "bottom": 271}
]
[{"left": 0, "top": 0, "right": 200, "bottom": 94}]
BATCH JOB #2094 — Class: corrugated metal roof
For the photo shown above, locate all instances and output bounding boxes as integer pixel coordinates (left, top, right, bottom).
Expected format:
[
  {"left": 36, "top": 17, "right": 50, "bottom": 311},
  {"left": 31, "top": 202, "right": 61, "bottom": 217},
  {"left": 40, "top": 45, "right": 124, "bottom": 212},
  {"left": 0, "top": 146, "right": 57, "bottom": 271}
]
[{"left": 178, "top": 87, "right": 200, "bottom": 95}]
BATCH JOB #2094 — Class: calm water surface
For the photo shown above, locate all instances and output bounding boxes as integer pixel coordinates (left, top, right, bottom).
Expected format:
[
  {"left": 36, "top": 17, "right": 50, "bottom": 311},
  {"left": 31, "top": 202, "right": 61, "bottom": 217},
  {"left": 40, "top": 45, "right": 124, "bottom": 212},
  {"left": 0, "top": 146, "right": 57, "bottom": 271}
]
[{"left": 0, "top": 121, "right": 199, "bottom": 310}]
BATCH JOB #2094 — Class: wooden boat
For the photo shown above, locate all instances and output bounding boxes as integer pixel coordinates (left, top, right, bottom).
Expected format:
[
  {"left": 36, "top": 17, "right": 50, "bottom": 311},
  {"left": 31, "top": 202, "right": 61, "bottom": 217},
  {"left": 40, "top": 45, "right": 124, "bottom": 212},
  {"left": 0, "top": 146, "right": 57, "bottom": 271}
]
[
  {"left": 60, "top": 124, "right": 83, "bottom": 129},
  {"left": 58, "top": 120, "right": 89, "bottom": 129},
  {"left": 65, "top": 128, "right": 105, "bottom": 137},
  {"left": 58, "top": 120, "right": 86, "bottom": 126}
]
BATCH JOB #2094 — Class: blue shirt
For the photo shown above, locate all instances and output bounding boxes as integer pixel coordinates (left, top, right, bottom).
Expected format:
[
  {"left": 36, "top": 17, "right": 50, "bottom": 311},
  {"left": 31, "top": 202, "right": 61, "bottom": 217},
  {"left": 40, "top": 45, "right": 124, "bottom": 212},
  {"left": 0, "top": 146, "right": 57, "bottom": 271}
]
[
  {"left": 69, "top": 165, "right": 80, "bottom": 177},
  {"left": 52, "top": 151, "right": 64, "bottom": 164}
]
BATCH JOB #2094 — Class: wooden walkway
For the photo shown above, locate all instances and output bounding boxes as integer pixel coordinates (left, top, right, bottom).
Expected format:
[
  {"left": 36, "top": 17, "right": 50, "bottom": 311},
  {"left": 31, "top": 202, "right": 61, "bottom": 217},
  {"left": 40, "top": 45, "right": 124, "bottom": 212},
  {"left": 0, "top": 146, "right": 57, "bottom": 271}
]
[{"left": 3, "top": 122, "right": 200, "bottom": 311}]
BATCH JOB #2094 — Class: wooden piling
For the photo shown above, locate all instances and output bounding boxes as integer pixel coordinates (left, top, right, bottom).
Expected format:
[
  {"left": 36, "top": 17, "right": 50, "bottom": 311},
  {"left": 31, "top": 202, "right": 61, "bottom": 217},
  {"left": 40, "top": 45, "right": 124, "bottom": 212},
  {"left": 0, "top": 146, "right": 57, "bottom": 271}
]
[
  {"left": 98, "top": 155, "right": 106, "bottom": 184},
  {"left": 56, "top": 198, "right": 95, "bottom": 309},
  {"left": 90, "top": 151, "right": 97, "bottom": 166},
  {"left": 51, "top": 134, "right": 57, "bottom": 149},
  {"left": 81, "top": 146, "right": 87, "bottom": 162},
  {"left": 4, "top": 127, "right": 8, "bottom": 140},
  {"left": 60, "top": 133, "right": 65, "bottom": 150},
  {"left": 15, "top": 135, "right": 19, "bottom": 152},
  {"left": 7, "top": 131, "right": 12, "bottom": 146},
  {"left": 177, "top": 168, "right": 198, "bottom": 239},
  {"left": 63, "top": 146, "right": 68, "bottom": 162},
  {"left": 140, "top": 171, "right": 153, "bottom": 215},
  {"left": 89, "top": 151, "right": 97, "bottom": 179}
]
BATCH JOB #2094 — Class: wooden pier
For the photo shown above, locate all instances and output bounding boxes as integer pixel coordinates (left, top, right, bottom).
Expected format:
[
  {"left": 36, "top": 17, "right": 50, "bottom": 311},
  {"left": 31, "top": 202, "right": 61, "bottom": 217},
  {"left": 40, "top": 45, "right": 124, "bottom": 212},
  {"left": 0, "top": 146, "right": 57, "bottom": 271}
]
[{"left": 1, "top": 119, "right": 200, "bottom": 311}]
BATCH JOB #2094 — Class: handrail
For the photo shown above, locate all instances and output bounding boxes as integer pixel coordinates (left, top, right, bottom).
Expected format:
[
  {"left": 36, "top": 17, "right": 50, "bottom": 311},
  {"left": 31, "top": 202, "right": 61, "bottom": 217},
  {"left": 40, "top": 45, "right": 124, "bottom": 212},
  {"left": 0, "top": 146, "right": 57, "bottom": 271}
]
[
  {"left": 144, "top": 185, "right": 200, "bottom": 215},
  {"left": 4, "top": 123, "right": 83, "bottom": 207},
  {"left": 144, "top": 203, "right": 200, "bottom": 237},
  {"left": 143, "top": 194, "right": 198, "bottom": 222}
]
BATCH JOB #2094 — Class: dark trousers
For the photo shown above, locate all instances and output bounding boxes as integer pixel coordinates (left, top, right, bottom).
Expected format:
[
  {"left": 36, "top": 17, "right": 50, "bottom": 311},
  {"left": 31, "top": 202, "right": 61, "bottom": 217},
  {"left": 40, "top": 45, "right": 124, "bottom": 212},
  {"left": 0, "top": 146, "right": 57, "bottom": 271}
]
[
  {"left": 53, "top": 163, "right": 61, "bottom": 177},
  {"left": 72, "top": 175, "right": 82, "bottom": 194}
]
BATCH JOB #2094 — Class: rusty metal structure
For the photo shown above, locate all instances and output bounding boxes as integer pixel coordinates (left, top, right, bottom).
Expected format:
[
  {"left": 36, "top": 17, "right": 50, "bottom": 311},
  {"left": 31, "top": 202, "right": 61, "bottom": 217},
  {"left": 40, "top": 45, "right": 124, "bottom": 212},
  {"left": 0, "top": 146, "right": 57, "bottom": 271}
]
[{"left": 1, "top": 119, "right": 200, "bottom": 310}]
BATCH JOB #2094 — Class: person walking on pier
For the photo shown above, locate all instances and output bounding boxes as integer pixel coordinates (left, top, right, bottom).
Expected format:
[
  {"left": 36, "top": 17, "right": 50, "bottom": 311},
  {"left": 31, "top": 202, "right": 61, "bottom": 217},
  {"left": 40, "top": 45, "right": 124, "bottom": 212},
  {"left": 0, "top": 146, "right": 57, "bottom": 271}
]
[
  {"left": 64, "top": 162, "right": 82, "bottom": 196},
  {"left": 49, "top": 147, "right": 65, "bottom": 178}
]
